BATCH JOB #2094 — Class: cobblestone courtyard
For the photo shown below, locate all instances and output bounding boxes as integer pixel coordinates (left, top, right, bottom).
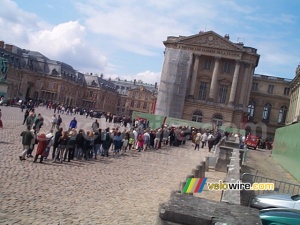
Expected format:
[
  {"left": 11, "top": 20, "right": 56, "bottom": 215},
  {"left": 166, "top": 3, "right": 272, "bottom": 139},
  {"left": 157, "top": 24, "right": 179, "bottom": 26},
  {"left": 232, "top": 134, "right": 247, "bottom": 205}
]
[{"left": 0, "top": 106, "right": 215, "bottom": 225}]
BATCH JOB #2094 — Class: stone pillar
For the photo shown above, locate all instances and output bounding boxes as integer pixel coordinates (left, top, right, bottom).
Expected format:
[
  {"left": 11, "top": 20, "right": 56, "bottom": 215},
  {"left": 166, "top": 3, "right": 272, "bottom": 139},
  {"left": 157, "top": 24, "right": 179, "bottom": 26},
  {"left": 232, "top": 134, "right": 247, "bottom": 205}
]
[
  {"left": 229, "top": 61, "right": 241, "bottom": 105},
  {"left": 244, "top": 65, "right": 254, "bottom": 106},
  {"left": 238, "top": 63, "right": 250, "bottom": 106},
  {"left": 208, "top": 57, "right": 220, "bottom": 101},
  {"left": 189, "top": 55, "right": 200, "bottom": 96}
]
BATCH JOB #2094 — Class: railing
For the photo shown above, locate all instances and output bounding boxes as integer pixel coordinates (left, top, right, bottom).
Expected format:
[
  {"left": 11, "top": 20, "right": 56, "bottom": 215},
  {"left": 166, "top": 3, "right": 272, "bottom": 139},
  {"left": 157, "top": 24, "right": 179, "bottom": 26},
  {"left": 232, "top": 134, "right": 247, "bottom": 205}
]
[{"left": 240, "top": 172, "right": 300, "bottom": 206}]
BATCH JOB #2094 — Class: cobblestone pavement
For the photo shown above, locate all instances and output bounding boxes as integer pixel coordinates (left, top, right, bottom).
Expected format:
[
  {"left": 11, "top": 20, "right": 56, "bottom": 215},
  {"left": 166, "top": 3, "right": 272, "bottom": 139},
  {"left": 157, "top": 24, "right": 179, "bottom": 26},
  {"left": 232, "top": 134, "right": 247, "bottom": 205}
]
[{"left": 0, "top": 106, "right": 221, "bottom": 225}]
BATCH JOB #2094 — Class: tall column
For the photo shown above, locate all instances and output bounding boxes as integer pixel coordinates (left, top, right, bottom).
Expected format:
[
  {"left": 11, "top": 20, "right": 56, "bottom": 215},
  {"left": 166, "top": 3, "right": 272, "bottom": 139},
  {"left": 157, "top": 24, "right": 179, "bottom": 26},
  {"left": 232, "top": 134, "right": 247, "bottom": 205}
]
[
  {"left": 238, "top": 63, "right": 251, "bottom": 106},
  {"left": 208, "top": 57, "right": 220, "bottom": 101},
  {"left": 295, "top": 86, "right": 300, "bottom": 119},
  {"left": 229, "top": 61, "right": 241, "bottom": 105},
  {"left": 244, "top": 65, "right": 254, "bottom": 106},
  {"left": 189, "top": 55, "right": 200, "bottom": 96}
]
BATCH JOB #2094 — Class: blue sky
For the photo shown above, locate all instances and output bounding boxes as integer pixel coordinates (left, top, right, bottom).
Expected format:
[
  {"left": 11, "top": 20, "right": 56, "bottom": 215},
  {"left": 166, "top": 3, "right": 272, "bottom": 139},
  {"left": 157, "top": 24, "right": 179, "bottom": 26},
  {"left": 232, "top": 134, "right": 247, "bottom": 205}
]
[{"left": 1, "top": 0, "right": 299, "bottom": 84}]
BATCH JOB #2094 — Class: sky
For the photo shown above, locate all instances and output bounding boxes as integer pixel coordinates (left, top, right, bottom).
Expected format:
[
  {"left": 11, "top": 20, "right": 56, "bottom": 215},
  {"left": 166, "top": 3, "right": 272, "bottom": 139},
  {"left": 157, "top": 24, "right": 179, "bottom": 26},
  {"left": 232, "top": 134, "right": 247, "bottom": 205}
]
[{"left": 1, "top": 0, "right": 300, "bottom": 85}]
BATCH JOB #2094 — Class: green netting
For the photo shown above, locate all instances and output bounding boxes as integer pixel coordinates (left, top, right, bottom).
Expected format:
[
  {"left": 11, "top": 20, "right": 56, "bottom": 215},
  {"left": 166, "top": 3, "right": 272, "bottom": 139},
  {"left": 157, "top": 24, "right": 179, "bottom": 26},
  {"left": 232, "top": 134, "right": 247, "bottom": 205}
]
[{"left": 272, "top": 123, "right": 300, "bottom": 182}]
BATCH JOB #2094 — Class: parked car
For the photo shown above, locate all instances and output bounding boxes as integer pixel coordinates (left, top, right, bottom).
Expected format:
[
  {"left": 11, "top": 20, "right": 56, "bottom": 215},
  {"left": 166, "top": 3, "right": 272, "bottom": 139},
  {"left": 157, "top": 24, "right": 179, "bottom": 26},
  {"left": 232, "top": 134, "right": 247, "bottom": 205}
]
[
  {"left": 251, "top": 194, "right": 300, "bottom": 210},
  {"left": 245, "top": 135, "right": 259, "bottom": 149},
  {"left": 260, "top": 208, "right": 300, "bottom": 225}
]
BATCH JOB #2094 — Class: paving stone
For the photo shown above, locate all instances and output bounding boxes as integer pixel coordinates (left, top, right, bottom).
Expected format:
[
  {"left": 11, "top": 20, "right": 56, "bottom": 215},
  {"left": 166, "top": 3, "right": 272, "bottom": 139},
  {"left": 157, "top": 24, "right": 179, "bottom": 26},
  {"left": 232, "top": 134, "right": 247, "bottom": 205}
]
[{"left": 0, "top": 106, "right": 223, "bottom": 224}]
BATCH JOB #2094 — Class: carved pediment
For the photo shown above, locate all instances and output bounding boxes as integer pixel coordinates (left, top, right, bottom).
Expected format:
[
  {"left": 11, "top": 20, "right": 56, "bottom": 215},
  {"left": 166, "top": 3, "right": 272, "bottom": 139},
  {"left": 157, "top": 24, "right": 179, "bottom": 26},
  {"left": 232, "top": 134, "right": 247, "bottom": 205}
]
[{"left": 178, "top": 31, "right": 242, "bottom": 51}]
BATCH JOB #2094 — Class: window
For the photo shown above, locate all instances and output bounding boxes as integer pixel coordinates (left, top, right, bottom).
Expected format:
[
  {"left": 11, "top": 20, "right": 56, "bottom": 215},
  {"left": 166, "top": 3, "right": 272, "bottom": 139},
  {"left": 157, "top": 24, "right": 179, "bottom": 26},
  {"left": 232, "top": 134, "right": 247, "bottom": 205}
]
[
  {"left": 198, "top": 82, "right": 208, "bottom": 100},
  {"left": 247, "top": 100, "right": 256, "bottom": 122},
  {"left": 89, "top": 91, "right": 93, "bottom": 97},
  {"left": 223, "top": 61, "right": 231, "bottom": 74},
  {"left": 212, "top": 114, "right": 223, "bottom": 127},
  {"left": 203, "top": 59, "right": 211, "bottom": 70},
  {"left": 278, "top": 106, "right": 288, "bottom": 124},
  {"left": 218, "top": 85, "right": 228, "bottom": 103},
  {"left": 143, "top": 102, "right": 147, "bottom": 109},
  {"left": 137, "top": 102, "right": 141, "bottom": 108},
  {"left": 192, "top": 110, "right": 203, "bottom": 122},
  {"left": 268, "top": 85, "right": 274, "bottom": 93},
  {"left": 252, "top": 82, "right": 258, "bottom": 91},
  {"left": 284, "top": 87, "right": 290, "bottom": 95},
  {"left": 130, "top": 100, "right": 134, "bottom": 107},
  {"left": 262, "top": 103, "right": 272, "bottom": 122}
]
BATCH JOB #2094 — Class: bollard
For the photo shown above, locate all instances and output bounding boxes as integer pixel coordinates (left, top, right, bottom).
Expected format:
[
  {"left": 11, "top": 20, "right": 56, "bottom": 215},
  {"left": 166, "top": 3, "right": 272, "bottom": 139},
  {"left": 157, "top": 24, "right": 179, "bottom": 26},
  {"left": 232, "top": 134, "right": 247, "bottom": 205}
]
[
  {"left": 180, "top": 180, "right": 186, "bottom": 194},
  {"left": 192, "top": 168, "right": 200, "bottom": 178},
  {"left": 185, "top": 174, "right": 194, "bottom": 195},
  {"left": 196, "top": 164, "right": 204, "bottom": 178},
  {"left": 201, "top": 161, "right": 206, "bottom": 177},
  {"left": 205, "top": 156, "right": 209, "bottom": 172}
]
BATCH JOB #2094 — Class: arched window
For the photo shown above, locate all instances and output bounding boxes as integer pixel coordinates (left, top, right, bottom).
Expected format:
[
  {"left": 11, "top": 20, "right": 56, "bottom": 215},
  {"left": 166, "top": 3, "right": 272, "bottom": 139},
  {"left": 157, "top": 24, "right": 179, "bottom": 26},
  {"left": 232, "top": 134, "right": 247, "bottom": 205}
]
[
  {"left": 137, "top": 101, "right": 141, "bottom": 108},
  {"left": 262, "top": 103, "right": 272, "bottom": 122},
  {"left": 247, "top": 100, "right": 256, "bottom": 122},
  {"left": 192, "top": 110, "right": 203, "bottom": 122},
  {"left": 212, "top": 113, "right": 223, "bottom": 127},
  {"left": 278, "top": 105, "right": 288, "bottom": 124}
]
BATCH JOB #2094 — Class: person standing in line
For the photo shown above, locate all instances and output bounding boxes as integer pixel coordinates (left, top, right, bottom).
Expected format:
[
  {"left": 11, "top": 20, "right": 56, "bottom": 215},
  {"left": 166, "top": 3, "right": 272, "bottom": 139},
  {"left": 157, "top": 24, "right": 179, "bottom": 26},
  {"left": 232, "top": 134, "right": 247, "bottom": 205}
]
[
  {"left": 19, "top": 125, "right": 34, "bottom": 161},
  {"left": 101, "top": 128, "right": 112, "bottom": 157},
  {"left": 56, "top": 115, "right": 62, "bottom": 130},
  {"left": 33, "top": 133, "right": 48, "bottom": 163},
  {"left": 53, "top": 131, "right": 69, "bottom": 163},
  {"left": 22, "top": 109, "right": 29, "bottom": 125},
  {"left": 201, "top": 132, "right": 208, "bottom": 148},
  {"left": 93, "top": 129, "right": 102, "bottom": 159},
  {"left": 52, "top": 128, "right": 63, "bottom": 160},
  {"left": 194, "top": 132, "right": 202, "bottom": 151},
  {"left": 121, "top": 135, "right": 128, "bottom": 154},
  {"left": 75, "top": 129, "right": 85, "bottom": 159},
  {"left": 0, "top": 109, "right": 3, "bottom": 128},
  {"left": 25, "top": 112, "right": 35, "bottom": 128},
  {"left": 137, "top": 133, "right": 144, "bottom": 152},
  {"left": 113, "top": 131, "right": 122, "bottom": 155},
  {"left": 44, "top": 130, "right": 54, "bottom": 160},
  {"left": 143, "top": 130, "right": 150, "bottom": 151},
  {"left": 51, "top": 114, "right": 57, "bottom": 131}
]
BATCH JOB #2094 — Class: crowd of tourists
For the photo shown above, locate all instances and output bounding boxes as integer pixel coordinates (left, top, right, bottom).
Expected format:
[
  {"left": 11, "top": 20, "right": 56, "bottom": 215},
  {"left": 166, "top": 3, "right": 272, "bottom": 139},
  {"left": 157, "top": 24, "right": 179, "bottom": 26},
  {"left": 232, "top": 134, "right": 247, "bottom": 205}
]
[{"left": 17, "top": 100, "right": 226, "bottom": 163}]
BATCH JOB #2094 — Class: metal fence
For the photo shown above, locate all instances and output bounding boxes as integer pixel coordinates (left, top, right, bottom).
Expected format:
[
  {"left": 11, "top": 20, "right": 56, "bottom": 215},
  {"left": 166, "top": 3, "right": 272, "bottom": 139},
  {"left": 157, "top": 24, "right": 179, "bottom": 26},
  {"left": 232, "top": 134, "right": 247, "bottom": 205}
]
[{"left": 241, "top": 172, "right": 300, "bottom": 206}]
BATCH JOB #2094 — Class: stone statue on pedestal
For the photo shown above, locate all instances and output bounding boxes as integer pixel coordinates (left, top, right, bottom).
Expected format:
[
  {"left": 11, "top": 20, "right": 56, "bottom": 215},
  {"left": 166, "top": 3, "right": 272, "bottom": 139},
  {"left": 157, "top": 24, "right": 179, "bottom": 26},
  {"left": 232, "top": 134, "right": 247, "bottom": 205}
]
[{"left": 0, "top": 57, "right": 8, "bottom": 81}]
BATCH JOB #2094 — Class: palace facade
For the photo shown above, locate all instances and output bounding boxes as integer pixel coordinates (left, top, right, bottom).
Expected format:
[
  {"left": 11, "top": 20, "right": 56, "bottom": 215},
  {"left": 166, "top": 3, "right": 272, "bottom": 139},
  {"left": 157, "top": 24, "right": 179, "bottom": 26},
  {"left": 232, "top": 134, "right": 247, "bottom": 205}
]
[
  {"left": 155, "top": 31, "right": 292, "bottom": 138},
  {"left": 1, "top": 41, "right": 157, "bottom": 115}
]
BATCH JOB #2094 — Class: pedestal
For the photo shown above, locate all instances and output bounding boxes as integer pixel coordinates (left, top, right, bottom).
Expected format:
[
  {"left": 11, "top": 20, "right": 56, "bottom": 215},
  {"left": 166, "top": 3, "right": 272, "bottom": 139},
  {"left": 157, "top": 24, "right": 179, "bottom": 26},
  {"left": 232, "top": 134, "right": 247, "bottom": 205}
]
[{"left": 0, "top": 80, "right": 9, "bottom": 98}]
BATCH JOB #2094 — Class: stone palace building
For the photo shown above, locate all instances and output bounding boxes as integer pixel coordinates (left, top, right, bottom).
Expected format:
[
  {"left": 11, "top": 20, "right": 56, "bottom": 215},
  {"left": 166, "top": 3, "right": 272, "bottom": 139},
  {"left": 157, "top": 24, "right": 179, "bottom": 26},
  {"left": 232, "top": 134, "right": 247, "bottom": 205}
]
[
  {"left": 155, "top": 31, "right": 292, "bottom": 138},
  {"left": 0, "top": 41, "right": 157, "bottom": 115}
]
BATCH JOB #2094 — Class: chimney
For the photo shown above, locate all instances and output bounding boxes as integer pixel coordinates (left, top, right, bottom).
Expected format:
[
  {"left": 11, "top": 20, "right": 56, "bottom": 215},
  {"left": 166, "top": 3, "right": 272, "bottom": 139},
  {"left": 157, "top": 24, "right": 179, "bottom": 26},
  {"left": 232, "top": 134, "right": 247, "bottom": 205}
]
[
  {"left": 0, "top": 41, "right": 4, "bottom": 48},
  {"left": 155, "top": 82, "right": 157, "bottom": 88},
  {"left": 134, "top": 79, "right": 136, "bottom": 85},
  {"left": 100, "top": 73, "right": 103, "bottom": 79},
  {"left": 90, "top": 73, "right": 93, "bottom": 75},
  {"left": 224, "top": 34, "right": 230, "bottom": 40}
]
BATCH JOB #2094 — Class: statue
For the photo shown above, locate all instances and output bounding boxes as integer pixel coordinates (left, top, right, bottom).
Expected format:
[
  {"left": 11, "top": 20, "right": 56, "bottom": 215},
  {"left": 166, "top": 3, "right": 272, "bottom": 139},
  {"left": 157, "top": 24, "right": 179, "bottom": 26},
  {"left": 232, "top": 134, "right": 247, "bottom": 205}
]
[{"left": 0, "top": 57, "right": 8, "bottom": 81}]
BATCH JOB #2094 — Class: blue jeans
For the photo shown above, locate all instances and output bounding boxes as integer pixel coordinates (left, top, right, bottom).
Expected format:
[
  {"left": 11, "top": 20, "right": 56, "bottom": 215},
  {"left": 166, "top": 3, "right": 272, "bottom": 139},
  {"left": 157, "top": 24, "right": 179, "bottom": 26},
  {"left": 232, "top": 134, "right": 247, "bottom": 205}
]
[{"left": 94, "top": 144, "right": 100, "bottom": 158}]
